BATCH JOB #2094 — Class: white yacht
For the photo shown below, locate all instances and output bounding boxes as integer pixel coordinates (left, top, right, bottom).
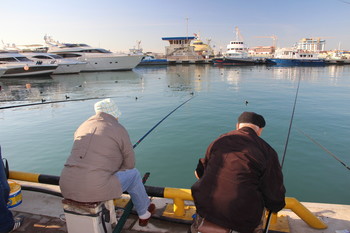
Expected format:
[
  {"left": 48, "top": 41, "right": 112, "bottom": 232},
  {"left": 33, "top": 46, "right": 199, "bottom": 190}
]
[
  {"left": 44, "top": 36, "right": 143, "bottom": 72},
  {"left": 212, "top": 27, "right": 258, "bottom": 65},
  {"left": 0, "top": 52, "right": 58, "bottom": 78},
  {"left": 24, "top": 53, "right": 87, "bottom": 74}
]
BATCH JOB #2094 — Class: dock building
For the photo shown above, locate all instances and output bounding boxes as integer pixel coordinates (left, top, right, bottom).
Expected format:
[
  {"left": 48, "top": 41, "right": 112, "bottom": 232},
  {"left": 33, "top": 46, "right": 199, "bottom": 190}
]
[
  {"left": 249, "top": 46, "right": 275, "bottom": 58},
  {"left": 161, "top": 36, "right": 212, "bottom": 64}
]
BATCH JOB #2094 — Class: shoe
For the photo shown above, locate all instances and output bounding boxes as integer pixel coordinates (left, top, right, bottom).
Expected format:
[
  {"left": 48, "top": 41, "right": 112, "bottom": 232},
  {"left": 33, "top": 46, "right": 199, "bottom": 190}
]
[
  {"left": 10, "top": 215, "right": 24, "bottom": 232},
  {"left": 148, "top": 203, "right": 156, "bottom": 215},
  {"left": 138, "top": 203, "right": 156, "bottom": 227}
]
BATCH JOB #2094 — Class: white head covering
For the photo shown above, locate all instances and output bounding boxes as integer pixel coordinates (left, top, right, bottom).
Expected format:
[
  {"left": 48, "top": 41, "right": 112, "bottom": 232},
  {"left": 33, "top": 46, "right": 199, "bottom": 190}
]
[{"left": 94, "top": 98, "right": 121, "bottom": 118}]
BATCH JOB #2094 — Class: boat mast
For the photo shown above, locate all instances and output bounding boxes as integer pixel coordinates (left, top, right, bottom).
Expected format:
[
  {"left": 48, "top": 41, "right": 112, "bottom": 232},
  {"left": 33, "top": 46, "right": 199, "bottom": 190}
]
[{"left": 235, "top": 26, "right": 244, "bottom": 41}]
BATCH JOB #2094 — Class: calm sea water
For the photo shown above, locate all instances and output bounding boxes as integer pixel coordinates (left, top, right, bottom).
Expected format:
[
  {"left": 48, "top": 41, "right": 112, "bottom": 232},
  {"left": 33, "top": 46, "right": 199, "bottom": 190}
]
[{"left": 0, "top": 65, "right": 349, "bottom": 205}]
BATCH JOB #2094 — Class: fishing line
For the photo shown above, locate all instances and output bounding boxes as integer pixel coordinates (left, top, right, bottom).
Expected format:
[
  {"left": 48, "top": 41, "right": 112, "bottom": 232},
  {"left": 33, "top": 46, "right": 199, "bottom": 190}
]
[
  {"left": 133, "top": 96, "right": 194, "bottom": 148},
  {"left": 297, "top": 128, "right": 350, "bottom": 171},
  {"left": 0, "top": 96, "right": 118, "bottom": 110},
  {"left": 113, "top": 97, "right": 194, "bottom": 231},
  {"left": 264, "top": 74, "right": 302, "bottom": 233}
]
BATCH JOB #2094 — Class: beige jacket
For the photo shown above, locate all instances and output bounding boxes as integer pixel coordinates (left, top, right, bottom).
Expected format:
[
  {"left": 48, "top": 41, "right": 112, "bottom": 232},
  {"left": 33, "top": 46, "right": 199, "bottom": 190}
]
[{"left": 59, "top": 112, "right": 135, "bottom": 202}]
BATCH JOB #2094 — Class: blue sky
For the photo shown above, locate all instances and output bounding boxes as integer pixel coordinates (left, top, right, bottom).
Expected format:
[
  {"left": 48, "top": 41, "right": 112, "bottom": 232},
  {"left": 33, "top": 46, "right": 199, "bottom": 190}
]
[{"left": 1, "top": 0, "right": 350, "bottom": 53}]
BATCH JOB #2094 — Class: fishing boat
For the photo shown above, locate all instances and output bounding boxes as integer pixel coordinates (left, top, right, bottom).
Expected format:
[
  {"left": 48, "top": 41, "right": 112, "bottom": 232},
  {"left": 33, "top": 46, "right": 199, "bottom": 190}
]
[
  {"left": 6, "top": 170, "right": 350, "bottom": 233},
  {"left": 44, "top": 36, "right": 143, "bottom": 72},
  {"left": 24, "top": 53, "right": 87, "bottom": 74},
  {"left": 266, "top": 48, "right": 326, "bottom": 66},
  {"left": 212, "top": 27, "right": 260, "bottom": 66},
  {"left": 0, "top": 52, "right": 58, "bottom": 78}
]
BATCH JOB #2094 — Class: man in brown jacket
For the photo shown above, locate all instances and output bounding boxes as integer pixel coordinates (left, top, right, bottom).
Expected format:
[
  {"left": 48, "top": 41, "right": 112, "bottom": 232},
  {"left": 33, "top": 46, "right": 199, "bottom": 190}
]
[
  {"left": 191, "top": 112, "right": 286, "bottom": 233},
  {"left": 60, "top": 98, "right": 154, "bottom": 226}
]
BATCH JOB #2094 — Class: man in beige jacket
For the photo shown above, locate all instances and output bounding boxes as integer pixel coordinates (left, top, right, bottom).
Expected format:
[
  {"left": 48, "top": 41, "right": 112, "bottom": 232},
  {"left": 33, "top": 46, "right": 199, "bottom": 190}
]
[{"left": 60, "top": 98, "right": 154, "bottom": 226}]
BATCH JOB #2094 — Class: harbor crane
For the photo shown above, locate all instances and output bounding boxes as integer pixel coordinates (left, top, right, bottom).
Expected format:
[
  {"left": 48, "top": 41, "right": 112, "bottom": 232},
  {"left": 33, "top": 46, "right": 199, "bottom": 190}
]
[{"left": 254, "top": 35, "right": 278, "bottom": 48}]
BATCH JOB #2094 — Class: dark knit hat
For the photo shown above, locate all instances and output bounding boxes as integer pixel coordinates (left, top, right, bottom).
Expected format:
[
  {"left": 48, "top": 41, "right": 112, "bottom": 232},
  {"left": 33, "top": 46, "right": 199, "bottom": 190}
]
[{"left": 238, "top": 112, "right": 266, "bottom": 128}]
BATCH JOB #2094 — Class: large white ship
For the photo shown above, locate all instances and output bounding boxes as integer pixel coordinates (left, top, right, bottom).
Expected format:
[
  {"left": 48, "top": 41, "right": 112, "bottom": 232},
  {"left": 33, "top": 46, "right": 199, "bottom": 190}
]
[
  {"left": 212, "top": 27, "right": 261, "bottom": 65},
  {"left": 44, "top": 36, "right": 143, "bottom": 72}
]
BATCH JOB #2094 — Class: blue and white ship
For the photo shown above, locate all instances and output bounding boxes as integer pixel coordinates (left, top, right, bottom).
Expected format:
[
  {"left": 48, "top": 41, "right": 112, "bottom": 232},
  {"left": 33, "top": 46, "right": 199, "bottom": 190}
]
[{"left": 266, "top": 48, "right": 325, "bottom": 66}]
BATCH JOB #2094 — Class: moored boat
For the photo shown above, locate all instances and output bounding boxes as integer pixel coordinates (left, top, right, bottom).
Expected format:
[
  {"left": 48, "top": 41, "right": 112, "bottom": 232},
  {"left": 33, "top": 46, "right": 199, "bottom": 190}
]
[
  {"left": 44, "top": 36, "right": 143, "bottom": 72},
  {"left": 190, "top": 33, "right": 214, "bottom": 58},
  {"left": 266, "top": 48, "right": 325, "bottom": 66},
  {"left": 138, "top": 55, "right": 168, "bottom": 66},
  {"left": 0, "top": 52, "right": 58, "bottom": 78},
  {"left": 212, "top": 27, "right": 259, "bottom": 66},
  {"left": 24, "top": 53, "right": 87, "bottom": 74}
]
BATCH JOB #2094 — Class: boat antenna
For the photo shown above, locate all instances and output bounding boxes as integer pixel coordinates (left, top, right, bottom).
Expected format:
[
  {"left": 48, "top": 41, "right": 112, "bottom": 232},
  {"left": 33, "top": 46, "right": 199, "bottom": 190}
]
[
  {"left": 296, "top": 128, "right": 350, "bottom": 171},
  {"left": 185, "top": 17, "right": 189, "bottom": 39},
  {"left": 235, "top": 27, "right": 244, "bottom": 41},
  {"left": 264, "top": 74, "right": 302, "bottom": 233}
]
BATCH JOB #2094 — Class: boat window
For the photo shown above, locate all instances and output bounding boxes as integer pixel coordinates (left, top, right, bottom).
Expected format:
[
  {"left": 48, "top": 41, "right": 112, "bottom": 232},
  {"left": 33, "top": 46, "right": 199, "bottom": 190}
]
[
  {"left": 62, "top": 43, "right": 89, "bottom": 48},
  {"left": 50, "top": 55, "right": 63, "bottom": 59},
  {"left": 58, "top": 53, "right": 82, "bottom": 58},
  {"left": 16, "top": 57, "right": 32, "bottom": 62},
  {"left": 0, "top": 57, "right": 18, "bottom": 62},
  {"left": 79, "top": 49, "right": 111, "bottom": 53},
  {"left": 33, "top": 56, "right": 50, "bottom": 59}
]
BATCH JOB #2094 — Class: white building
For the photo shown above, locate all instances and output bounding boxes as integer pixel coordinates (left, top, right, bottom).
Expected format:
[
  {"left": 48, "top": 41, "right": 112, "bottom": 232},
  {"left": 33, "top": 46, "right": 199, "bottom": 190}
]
[{"left": 296, "top": 38, "right": 326, "bottom": 52}]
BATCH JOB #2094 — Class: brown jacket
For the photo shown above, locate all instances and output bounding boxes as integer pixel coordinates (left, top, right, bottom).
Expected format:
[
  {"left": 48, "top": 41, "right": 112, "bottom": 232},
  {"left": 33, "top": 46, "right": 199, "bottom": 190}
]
[
  {"left": 191, "top": 127, "right": 285, "bottom": 233},
  {"left": 59, "top": 112, "right": 135, "bottom": 202}
]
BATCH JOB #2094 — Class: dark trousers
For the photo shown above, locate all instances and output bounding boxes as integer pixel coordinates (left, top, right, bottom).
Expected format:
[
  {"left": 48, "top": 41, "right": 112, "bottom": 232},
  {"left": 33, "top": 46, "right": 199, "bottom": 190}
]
[
  {"left": 190, "top": 212, "right": 265, "bottom": 233},
  {"left": 0, "top": 146, "right": 14, "bottom": 233}
]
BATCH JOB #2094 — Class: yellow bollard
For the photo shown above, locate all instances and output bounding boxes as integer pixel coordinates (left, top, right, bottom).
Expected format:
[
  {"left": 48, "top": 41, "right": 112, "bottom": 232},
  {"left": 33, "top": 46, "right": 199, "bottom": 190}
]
[{"left": 285, "top": 197, "right": 327, "bottom": 229}]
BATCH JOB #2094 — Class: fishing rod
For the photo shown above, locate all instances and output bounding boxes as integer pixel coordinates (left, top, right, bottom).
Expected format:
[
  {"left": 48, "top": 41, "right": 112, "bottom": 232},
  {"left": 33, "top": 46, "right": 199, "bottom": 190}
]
[
  {"left": 116, "top": 96, "right": 194, "bottom": 230},
  {"left": 133, "top": 96, "right": 194, "bottom": 148},
  {"left": 6, "top": 96, "right": 195, "bottom": 184},
  {"left": 264, "top": 75, "right": 302, "bottom": 233},
  {"left": 297, "top": 128, "right": 350, "bottom": 171},
  {"left": 0, "top": 96, "right": 115, "bottom": 110}
]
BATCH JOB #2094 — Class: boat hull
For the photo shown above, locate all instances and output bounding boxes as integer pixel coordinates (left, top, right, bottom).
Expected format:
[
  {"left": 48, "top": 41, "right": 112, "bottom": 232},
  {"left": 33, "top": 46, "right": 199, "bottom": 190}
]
[
  {"left": 0, "top": 64, "right": 57, "bottom": 78},
  {"left": 138, "top": 59, "right": 168, "bottom": 66},
  {"left": 52, "top": 62, "right": 87, "bottom": 74},
  {"left": 55, "top": 53, "right": 143, "bottom": 72},
  {"left": 212, "top": 58, "right": 261, "bottom": 66},
  {"left": 266, "top": 58, "right": 325, "bottom": 66}
]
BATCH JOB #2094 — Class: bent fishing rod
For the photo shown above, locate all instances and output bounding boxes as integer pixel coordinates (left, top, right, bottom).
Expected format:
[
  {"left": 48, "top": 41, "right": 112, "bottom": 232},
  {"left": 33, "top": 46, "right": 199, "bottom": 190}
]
[
  {"left": 0, "top": 96, "right": 115, "bottom": 110},
  {"left": 133, "top": 96, "right": 194, "bottom": 148},
  {"left": 297, "top": 128, "right": 350, "bottom": 171},
  {"left": 264, "top": 75, "right": 302, "bottom": 233}
]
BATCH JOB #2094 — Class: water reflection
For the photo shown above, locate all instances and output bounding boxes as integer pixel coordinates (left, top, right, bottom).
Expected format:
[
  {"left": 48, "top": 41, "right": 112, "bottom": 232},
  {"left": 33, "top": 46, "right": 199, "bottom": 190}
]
[
  {"left": 0, "top": 71, "right": 142, "bottom": 103},
  {"left": 267, "top": 65, "right": 350, "bottom": 83},
  {"left": 0, "top": 77, "right": 55, "bottom": 102},
  {"left": 1, "top": 66, "right": 349, "bottom": 105}
]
